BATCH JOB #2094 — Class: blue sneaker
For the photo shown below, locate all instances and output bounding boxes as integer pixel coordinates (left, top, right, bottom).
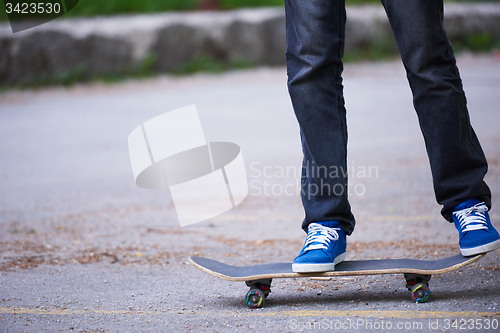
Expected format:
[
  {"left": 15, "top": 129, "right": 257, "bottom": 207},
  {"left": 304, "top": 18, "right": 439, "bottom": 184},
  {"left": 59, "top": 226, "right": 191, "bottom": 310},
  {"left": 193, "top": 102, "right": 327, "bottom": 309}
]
[
  {"left": 292, "top": 221, "right": 346, "bottom": 273},
  {"left": 452, "top": 199, "right": 500, "bottom": 256}
]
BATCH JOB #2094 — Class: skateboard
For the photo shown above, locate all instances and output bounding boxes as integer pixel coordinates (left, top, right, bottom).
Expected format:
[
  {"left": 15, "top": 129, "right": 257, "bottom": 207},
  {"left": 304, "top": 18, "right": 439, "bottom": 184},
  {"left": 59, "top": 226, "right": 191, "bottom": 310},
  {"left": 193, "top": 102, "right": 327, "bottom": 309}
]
[{"left": 189, "top": 253, "right": 485, "bottom": 308}]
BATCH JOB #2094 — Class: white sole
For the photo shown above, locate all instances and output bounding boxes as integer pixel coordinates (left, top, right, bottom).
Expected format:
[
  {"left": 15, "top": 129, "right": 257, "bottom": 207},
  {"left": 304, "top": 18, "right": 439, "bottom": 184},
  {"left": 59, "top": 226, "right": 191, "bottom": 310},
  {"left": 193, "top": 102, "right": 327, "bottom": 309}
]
[
  {"left": 461, "top": 238, "right": 500, "bottom": 256},
  {"left": 292, "top": 252, "right": 346, "bottom": 273}
]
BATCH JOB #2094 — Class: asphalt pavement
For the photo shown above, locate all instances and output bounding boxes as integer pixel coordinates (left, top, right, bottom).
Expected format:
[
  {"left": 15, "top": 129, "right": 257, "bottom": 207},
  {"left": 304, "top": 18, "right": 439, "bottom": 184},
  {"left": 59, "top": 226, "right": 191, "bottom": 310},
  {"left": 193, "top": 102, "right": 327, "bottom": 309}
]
[{"left": 0, "top": 53, "right": 499, "bottom": 332}]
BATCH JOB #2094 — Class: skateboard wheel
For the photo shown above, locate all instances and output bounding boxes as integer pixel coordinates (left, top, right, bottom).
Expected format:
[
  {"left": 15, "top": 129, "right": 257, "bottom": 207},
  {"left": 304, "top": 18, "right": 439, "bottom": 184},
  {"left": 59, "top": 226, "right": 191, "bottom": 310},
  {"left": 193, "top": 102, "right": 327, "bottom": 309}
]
[
  {"left": 246, "top": 289, "right": 264, "bottom": 308},
  {"left": 411, "top": 283, "right": 430, "bottom": 303}
]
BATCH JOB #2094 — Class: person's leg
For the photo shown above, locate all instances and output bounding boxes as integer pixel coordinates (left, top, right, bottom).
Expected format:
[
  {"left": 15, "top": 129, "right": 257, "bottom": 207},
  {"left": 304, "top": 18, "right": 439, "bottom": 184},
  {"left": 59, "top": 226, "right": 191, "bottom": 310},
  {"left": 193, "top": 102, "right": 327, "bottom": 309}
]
[
  {"left": 381, "top": 0, "right": 499, "bottom": 254},
  {"left": 285, "top": 0, "right": 353, "bottom": 272},
  {"left": 285, "top": 0, "right": 355, "bottom": 236},
  {"left": 381, "top": 0, "right": 491, "bottom": 218}
]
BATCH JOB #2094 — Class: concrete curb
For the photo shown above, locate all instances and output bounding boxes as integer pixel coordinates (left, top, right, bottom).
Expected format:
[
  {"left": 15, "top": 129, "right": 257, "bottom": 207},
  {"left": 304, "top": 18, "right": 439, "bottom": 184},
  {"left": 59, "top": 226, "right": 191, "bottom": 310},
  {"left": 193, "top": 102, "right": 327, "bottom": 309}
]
[{"left": 1, "top": 3, "right": 499, "bottom": 85}]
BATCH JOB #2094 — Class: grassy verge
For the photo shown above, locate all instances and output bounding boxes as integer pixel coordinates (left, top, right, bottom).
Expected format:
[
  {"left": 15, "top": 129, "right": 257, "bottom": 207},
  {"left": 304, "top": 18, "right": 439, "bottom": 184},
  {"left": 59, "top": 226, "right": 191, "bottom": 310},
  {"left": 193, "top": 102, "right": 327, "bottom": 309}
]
[
  {"left": 0, "top": 54, "right": 255, "bottom": 90},
  {"left": 3, "top": 46, "right": 499, "bottom": 91}
]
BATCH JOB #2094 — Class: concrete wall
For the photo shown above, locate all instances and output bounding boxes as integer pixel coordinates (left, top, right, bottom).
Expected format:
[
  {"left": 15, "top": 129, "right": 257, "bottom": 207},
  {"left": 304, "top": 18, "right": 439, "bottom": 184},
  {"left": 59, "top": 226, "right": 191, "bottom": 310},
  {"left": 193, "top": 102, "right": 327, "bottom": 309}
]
[{"left": 1, "top": 3, "right": 499, "bottom": 85}]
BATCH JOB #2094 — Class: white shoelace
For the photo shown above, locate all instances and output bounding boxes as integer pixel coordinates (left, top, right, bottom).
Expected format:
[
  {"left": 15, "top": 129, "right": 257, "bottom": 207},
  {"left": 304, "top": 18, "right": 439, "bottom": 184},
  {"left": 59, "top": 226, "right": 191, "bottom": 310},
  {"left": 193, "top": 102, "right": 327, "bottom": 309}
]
[
  {"left": 303, "top": 223, "right": 340, "bottom": 252},
  {"left": 453, "top": 202, "right": 488, "bottom": 233}
]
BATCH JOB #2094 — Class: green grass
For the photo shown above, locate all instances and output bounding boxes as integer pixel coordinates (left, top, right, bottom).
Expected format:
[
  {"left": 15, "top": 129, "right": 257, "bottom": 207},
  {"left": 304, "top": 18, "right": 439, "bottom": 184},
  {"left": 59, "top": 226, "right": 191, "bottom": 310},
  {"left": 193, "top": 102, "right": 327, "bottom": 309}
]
[
  {"left": 344, "top": 36, "right": 400, "bottom": 62},
  {"left": 65, "top": 0, "right": 198, "bottom": 17},
  {"left": 171, "top": 56, "right": 253, "bottom": 75},
  {"left": 452, "top": 31, "right": 500, "bottom": 52}
]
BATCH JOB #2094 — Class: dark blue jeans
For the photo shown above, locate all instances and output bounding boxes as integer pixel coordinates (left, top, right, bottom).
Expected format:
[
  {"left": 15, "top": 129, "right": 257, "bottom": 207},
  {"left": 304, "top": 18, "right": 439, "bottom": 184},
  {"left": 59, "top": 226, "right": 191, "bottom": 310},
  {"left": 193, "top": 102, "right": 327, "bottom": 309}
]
[{"left": 285, "top": 0, "right": 491, "bottom": 235}]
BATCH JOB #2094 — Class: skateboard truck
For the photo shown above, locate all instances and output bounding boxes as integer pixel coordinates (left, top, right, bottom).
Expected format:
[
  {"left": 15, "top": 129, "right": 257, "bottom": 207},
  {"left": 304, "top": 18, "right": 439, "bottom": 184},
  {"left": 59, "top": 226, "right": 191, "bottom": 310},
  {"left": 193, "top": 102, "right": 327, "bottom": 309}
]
[
  {"left": 404, "top": 273, "right": 431, "bottom": 303},
  {"left": 244, "top": 274, "right": 432, "bottom": 308},
  {"left": 245, "top": 279, "right": 272, "bottom": 308}
]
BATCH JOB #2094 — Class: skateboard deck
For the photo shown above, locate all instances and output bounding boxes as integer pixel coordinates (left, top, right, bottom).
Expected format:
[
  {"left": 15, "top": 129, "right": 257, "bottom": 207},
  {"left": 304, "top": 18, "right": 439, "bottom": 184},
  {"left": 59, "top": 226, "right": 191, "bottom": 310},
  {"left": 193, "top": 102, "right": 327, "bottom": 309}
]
[{"left": 189, "top": 253, "right": 485, "bottom": 307}]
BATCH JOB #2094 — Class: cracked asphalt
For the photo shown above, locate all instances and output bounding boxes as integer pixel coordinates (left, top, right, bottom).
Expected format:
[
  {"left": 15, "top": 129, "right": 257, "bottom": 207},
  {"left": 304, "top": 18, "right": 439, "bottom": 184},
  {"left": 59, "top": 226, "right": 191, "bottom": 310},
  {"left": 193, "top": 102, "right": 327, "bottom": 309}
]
[{"left": 1, "top": 53, "right": 499, "bottom": 332}]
